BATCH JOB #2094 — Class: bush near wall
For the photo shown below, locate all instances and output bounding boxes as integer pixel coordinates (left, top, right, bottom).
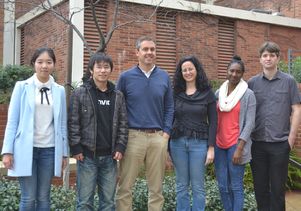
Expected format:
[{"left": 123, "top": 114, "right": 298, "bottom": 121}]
[
  {"left": 279, "top": 57, "right": 301, "bottom": 83},
  {"left": 0, "top": 65, "right": 33, "bottom": 104}
]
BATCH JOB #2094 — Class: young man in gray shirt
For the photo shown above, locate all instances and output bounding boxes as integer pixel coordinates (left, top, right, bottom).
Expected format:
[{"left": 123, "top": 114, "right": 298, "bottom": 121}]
[{"left": 248, "top": 41, "right": 301, "bottom": 211}]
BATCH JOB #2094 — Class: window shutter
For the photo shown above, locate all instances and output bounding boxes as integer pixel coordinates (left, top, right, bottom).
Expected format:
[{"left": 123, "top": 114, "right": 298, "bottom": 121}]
[
  {"left": 20, "top": 27, "right": 25, "bottom": 65},
  {"left": 83, "top": 0, "right": 107, "bottom": 70},
  {"left": 218, "top": 19, "right": 235, "bottom": 79},
  {"left": 156, "top": 10, "right": 177, "bottom": 75}
]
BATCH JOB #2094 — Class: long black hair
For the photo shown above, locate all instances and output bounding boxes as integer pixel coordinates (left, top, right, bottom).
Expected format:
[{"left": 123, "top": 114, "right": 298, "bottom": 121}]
[{"left": 173, "top": 55, "right": 210, "bottom": 94}]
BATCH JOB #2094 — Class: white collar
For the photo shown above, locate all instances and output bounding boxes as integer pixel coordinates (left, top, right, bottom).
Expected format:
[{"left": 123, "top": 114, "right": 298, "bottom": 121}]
[
  {"left": 139, "top": 65, "right": 156, "bottom": 78},
  {"left": 33, "top": 73, "right": 54, "bottom": 89}
]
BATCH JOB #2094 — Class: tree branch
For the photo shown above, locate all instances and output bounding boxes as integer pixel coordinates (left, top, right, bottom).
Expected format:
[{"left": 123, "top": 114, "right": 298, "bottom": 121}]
[
  {"left": 90, "top": 0, "right": 106, "bottom": 52},
  {"left": 42, "top": 0, "right": 93, "bottom": 56}
]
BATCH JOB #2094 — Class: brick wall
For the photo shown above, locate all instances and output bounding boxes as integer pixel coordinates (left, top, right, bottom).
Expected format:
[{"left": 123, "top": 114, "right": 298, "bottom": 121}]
[
  {"left": 0, "top": 104, "right": 8, "bottom": 150},
  {"left": 106, "top": 1, "right": 157, "bottom": 80},
  {"left": 15, "top": 0, "right": 48, "bottom": 19},
  {"left": 176, "top": 13, "right": 219, "bottom": 80},
  {"left": 20, "top": 1, "right": 69, "bottom": 85},
  {"left": 214, "top": 0, "right": 301, "bottom": 18}
]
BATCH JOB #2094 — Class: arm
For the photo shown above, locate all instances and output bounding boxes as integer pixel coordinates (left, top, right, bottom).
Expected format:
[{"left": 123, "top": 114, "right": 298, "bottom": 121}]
[
  {"left": 61, "top": 87, "right": 68, "bottom": 157},
  {"left": 163, "top": 78, "right": 174, "bottom": 137},
  {"left": 288, "top": 104, "right": 301, "bottom": 149},
  {"left": 1, "top": 82, "right": 22, "bottom": 155},
  {"left": 114, "top": 92, "right": 129, "bottom": 158},
  {"left": 207, "top": 98, "right": 217, "bottom": 147},
  {"left": 232, "top": 139, "right": 246, "bottom": 164},
  {"left": 68, "top": 89, "right": 83, "bottom": 158},
  {"left": 233, "top": 91, "right": 256, "bottom": 164},
  {"left": 205, "top": 98, "right": 217, "bottom": 165},
  {"left": 116, "top": 73, "right": 125, "bottom": 93}
]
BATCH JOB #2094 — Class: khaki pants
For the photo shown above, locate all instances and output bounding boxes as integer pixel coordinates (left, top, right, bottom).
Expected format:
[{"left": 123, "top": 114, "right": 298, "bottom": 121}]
[{"left": 116, "top": 129, "right": 168, "bottom": 211}]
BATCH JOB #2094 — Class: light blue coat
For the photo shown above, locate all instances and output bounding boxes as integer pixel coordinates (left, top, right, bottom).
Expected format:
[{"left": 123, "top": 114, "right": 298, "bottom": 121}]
[{"left": 1, "top": 76, "right": 68, "bottom": 177}]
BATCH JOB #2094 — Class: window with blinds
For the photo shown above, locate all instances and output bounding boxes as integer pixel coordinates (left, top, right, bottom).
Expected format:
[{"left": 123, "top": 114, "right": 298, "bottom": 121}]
[
  {"left": 217, "top": 19, "right": 235, "bottom": 79},
  {"left": 20, "top": 27, "right": 25, "bottom": 65},
  {"left": 156, "top": 9, "right": 177, "bottom": 75},
  {"left": 83, "top": 0, "right": 107, "bottom": 70}
]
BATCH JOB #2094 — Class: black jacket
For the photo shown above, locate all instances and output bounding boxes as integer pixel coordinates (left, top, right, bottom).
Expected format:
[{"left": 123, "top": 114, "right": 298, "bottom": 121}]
[{"left": 68, "top": 80, "right": 128, "bottom": 156}]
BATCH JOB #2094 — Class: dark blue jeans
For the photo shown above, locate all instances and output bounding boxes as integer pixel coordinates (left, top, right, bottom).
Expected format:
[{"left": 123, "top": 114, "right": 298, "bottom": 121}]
[
  {"left": 76, "top": 155, "right": 117, "bottom": 211},
  {"left": 251, "top": 141, "right": 290, "bottom": 211},
  {"left": 18, "top": 147, "right": 54, "bottom": 211},
  {"left": 215, "top": 144, "right": 245, "bottom": 211},
  {"left": 170, "top": 137, "right": 207, "bottom": 211}
]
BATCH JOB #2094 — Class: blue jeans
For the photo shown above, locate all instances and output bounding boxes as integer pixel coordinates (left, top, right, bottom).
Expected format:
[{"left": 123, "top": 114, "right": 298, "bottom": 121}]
[
  {"left": 76, "top": 155, "right": 117, "bottom": 211},
  {"left": 170, "top": 137, "right": 207, "bottom": 211},
  {"left": 18, "top": 147, "right": 54, "bottom": 211},
  {"left": 214, "top": 144, "right": 245, "bottom": 211}
]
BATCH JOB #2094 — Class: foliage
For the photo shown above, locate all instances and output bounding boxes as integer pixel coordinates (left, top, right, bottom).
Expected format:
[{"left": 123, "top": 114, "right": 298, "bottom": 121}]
[
  {"left": 210, "top": 79, "right": 223, "bottom": 91},
  {"left": 204, "top": 175, "right": 256, "bottom": 211},
  {"left": 279, "top": 56, "right": 301, "bottom": 83},
  {"left": 287, "top": 150, "right": 301, "bottom": 190},
  {"left": 0, "top": 65, "right": 33, "bottom": 104},
  {"left": 0, "top": 178, "right": 20, "bottom": 210},
  {"left": 50, "top": 186, "right": 76, "bottom": 210},
  {"left": 0, "top": 175, "right": 257, "bottom": 211},
  {"left": 243, "top": 164, "right": 254, "bottom": 190}
]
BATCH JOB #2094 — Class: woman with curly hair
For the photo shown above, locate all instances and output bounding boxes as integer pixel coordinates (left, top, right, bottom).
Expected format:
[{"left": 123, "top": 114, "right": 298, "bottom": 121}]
[{"left": 170, "top": 55, "right": 217, "bottom": 211}]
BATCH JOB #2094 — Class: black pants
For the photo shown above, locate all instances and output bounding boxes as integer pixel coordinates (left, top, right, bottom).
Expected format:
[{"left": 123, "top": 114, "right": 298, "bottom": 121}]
[{"left": 251, "top": 141, "right": 290, "bottom": 211}]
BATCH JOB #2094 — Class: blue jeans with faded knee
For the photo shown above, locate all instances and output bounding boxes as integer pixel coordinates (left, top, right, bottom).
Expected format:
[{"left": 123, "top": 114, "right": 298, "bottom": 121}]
[
  {"left": 170, "top": 137, "right": 207, "bottom": 211},
  {"left": 76, "top": 155, "right": 117, "bottom": 211},
  {"left": 18, "top": 147, "right": 55, "bottom": 211},
  {"left": 215, "top": 144, "right": 245, "bottom": 211}
]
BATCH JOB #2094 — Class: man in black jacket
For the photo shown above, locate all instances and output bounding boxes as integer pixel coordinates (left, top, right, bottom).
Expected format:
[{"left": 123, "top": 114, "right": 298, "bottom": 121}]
[{"left": 68, "top": 53, "right": 128, "bottom": 210}]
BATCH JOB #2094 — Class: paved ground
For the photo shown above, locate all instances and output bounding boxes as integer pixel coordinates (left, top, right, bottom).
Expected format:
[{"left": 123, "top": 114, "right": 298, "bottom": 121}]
[{"left": 286, "top": 191, "right": 301, "bottom": 211}]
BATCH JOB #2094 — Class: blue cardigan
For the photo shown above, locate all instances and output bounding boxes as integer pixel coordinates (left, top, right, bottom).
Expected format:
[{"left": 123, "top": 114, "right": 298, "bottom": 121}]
[
  {"left": 117, "top": 66, "right": 174, "bottom": 134},
  {"left": 1, "top": 76, "right": 68, "bottom": 177}
]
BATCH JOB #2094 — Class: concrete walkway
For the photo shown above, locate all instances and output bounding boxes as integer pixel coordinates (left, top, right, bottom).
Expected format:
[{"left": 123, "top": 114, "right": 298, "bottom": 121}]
[{"left": 286, "top": 191, "right": 301, "bottom": 211}]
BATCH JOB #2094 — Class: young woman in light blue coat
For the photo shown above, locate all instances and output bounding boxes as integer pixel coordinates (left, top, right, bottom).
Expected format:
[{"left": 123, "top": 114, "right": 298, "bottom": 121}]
[{"left": 1, "top": 47, "right": 68, "bottom": 211}]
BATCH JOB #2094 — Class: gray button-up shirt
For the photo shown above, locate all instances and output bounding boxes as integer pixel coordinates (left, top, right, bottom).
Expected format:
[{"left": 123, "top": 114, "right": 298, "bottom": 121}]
[{"left": 248, "top": 71, "right": 301, "bottom": 143}]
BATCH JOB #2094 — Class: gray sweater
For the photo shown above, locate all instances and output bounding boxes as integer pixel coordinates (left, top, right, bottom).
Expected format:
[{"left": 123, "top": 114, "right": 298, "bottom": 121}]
[{"left": 216, "top": 88, "right": 256, "bottom": 164}]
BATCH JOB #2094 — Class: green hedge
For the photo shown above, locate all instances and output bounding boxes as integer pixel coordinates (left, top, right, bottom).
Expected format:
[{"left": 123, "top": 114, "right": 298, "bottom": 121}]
[
  {"left": 0, "top": 65, "right": 33, "bottom": 104},
  {"left": 0, "top": 175, "right": 256, "bottom": 211},
  {"left": 279, "top": 56, "right": 301, "bottom": 83}
]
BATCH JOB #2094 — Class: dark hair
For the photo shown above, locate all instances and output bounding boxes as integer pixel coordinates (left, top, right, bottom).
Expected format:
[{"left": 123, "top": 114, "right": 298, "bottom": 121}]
[
  {"left": 173, "top": 55, "right": 210, "bottom": 94},
  {"left": 30, "top": 47, "right": 56, "bottom": 66},
  {"left": 135, "top": 36, "right": 156, "bottom": 50},
  {"left": 259, "top": 41, "right": 280, "bottom": 57},
  {"left": 82, "top": 52, "right": 113, "bottom": 83},
  {"left": 227, "top": 55, "right": 245, "bottom": 72},
  {"left": 88, "top": 52, "right": 113, "bottom": 71}
]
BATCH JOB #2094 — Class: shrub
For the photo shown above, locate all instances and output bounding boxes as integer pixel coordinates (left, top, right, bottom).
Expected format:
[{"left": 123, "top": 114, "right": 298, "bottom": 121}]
[
  {"left": 0, "top": 175, "right": 257, "bottom": 211},
  {"left": 210, "top": 80, "right": 223, "bottom": 91},
  {"left": 0, "top": 178, "right": 20, "bottom": 210},
  {"left": 287, "top": 150, "right": 301, "bottom": 190},
  {"left": 279, "top": 56, "right": 301, "bottom": 83},
  {"left": 0, "top": 65, "right": 33, "bottom": 104}
]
